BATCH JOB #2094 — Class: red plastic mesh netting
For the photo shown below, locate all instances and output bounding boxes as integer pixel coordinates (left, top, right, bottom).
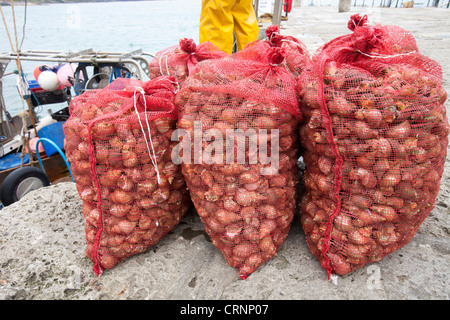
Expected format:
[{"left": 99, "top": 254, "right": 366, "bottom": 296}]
[
  {"left": 298, "top": 15, "right": 449, "bottom": 277},
  {"left": 148, "top": 38, "right": 228, "bottom": 87},
  {"left": 241, "top": 25, "right": 311, "bottom": 78},
  {"left": 175, "top": 43, "right": 304, "bottom": 279},
  {"left": 64, "top": 77, "right": 190, "bottom": 275}
]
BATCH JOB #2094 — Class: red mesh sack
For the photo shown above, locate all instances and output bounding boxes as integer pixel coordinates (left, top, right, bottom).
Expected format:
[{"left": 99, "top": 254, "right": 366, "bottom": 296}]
[
  {"left": 175, "top": 45, "right": 302, "bottom": 279},
  {"left": 241, "top": 25, "right": 311, "bottom": 78},
  {"left": 148, "top": 38, "right": 228, "bottom": 86},
  {"left": 298, "top": 15, "right": 449, "bottom": 278},
  {"left": 64, "top": 77, "right": 190, "bottom": 275}
]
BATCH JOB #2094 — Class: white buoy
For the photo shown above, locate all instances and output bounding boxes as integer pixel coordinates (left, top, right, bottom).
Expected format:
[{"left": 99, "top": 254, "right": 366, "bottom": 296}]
[{"left": 38, "top": 70, "right": 61, "bottom": 91}]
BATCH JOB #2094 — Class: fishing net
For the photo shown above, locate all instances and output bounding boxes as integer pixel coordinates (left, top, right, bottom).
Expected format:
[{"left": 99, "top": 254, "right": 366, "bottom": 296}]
[
  {"left": 298, "top": 14, "right": 449, "bottom": 277},
  {"left": 175, "top": 44, "right": 303, "bottom": 279},
  {"left": 64, "top": 77, "right": 190, "bottom": 275},
  {"left": 148, "top": 38, "right": 228, "bottom": 88}
]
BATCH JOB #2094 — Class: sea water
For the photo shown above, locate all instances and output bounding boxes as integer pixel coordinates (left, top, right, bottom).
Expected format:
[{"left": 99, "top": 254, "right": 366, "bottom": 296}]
[{"left": 0, "top": 0, "right": 202, "bottom": 118}]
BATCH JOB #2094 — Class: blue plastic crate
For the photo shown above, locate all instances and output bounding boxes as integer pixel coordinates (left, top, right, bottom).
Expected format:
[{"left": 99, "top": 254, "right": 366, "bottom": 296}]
[{"left": 27, "top": 79, "right": 41, "bottom": 90}]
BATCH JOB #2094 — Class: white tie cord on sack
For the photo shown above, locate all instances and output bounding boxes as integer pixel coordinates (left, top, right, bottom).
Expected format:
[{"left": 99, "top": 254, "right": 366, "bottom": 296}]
[{"left": 133, "top": 86, "right": 161, "bottom": 184}]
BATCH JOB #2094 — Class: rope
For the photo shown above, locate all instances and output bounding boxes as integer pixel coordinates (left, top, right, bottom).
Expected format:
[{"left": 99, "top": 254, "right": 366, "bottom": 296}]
[
  {"left": 19, "top": 0, "right": 27, "bottom": 50},
  {"left": 356, "top": 49, "right": 417, "bottom": 59},
  {"left": 0, "top": 4, "right": 15, "bottom": 54},
  {"left": 133, "top": 87, "right": 161, "bottom": 184},
  {"left": 316, "top": 57, "right": 344, "bottom": 280},
  {"left": 18, "top": 111, "right": 28, "bottom": 166},
  {"left": 1, "top": 0, "right": 39, "bottom": 168},
  {"left": 158, "top": 52, "right": 170, "bottom": 77},
  {"left": 10, "top": 0, "right": 26, "bottom": 114},
  {"left": 18, "top": 110, "right": 28, "bottom": 134},
  {"left": 157, "top": 51, "right": 180, "bottom": 92},
  {"left": 86, "top": 120, "right": 104, "bottom": 276},
  {"left": 1, "top": 3, "right": 30, "bottom": 115}
]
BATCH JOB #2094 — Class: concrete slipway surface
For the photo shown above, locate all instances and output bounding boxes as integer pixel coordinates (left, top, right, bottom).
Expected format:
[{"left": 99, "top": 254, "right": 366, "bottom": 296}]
[{"left": 1, "top": 5, "right": 449, "bottom": 302}]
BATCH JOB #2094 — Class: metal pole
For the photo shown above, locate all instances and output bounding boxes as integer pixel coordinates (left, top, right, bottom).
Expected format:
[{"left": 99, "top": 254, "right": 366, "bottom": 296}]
[
  {"left": 253, "top": 0, "right": 259, "bottom": 18},
  {"left": 339, "top": 0, "right": 352, "bottom": 11},
  {"left": 273, "top": 0, "right": 283, "bottom": 26}
]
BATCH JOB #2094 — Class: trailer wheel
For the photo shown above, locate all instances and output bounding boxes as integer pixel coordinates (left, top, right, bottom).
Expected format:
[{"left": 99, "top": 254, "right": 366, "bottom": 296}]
[{"left": 0, "top": 166, "right": 50, "bottom": 207}]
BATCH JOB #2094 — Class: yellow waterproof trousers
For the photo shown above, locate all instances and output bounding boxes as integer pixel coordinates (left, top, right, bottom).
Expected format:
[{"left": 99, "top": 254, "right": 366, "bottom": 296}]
[{"left": 199, "top": 0, "right": 259, "bottom": 54}]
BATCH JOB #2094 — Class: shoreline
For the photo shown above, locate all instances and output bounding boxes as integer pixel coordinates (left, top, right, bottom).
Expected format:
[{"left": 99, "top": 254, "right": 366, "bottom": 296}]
[{"left": 0, "top": 0, "right": 151, "bottom": 6}]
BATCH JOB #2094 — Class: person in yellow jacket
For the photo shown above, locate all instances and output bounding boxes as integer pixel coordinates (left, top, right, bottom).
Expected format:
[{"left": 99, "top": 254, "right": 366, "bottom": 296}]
[{"left": 199, "top": 0, "right": 260, "bottom": 55}]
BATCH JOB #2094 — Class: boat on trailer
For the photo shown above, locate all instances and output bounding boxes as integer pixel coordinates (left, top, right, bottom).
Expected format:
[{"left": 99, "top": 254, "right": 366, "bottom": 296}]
[{"left": 0, "top": 49, "right": 154, "bottom": 207}]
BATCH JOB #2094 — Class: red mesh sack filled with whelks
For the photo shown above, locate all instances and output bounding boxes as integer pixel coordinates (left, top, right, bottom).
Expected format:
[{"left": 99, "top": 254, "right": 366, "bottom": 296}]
[
  {"left": 64, "top": 76, "right": 190, "bottom": 275},
  {"left": 175, "top": 46, "right": 302, "bottom": 279},
  {"left": 298, "top": 14, "right": 449, "bottom": 278},
  {"left": 241, "top": 25, "right": 311, "bottom": 78},
  {"left": 148, "top": 38, "right": 228, "bottom": 86}
]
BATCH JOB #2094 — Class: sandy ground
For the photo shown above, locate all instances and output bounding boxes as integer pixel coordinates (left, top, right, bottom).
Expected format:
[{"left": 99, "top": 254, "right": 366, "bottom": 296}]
[{"left": 0, "top": 5, "right": 449, "bottom": 301}]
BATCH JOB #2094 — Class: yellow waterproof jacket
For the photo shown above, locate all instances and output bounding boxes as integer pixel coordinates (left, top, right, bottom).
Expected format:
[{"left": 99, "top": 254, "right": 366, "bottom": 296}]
[{"left": 200, "top": 0, "right": 259, "bottom": 54}]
